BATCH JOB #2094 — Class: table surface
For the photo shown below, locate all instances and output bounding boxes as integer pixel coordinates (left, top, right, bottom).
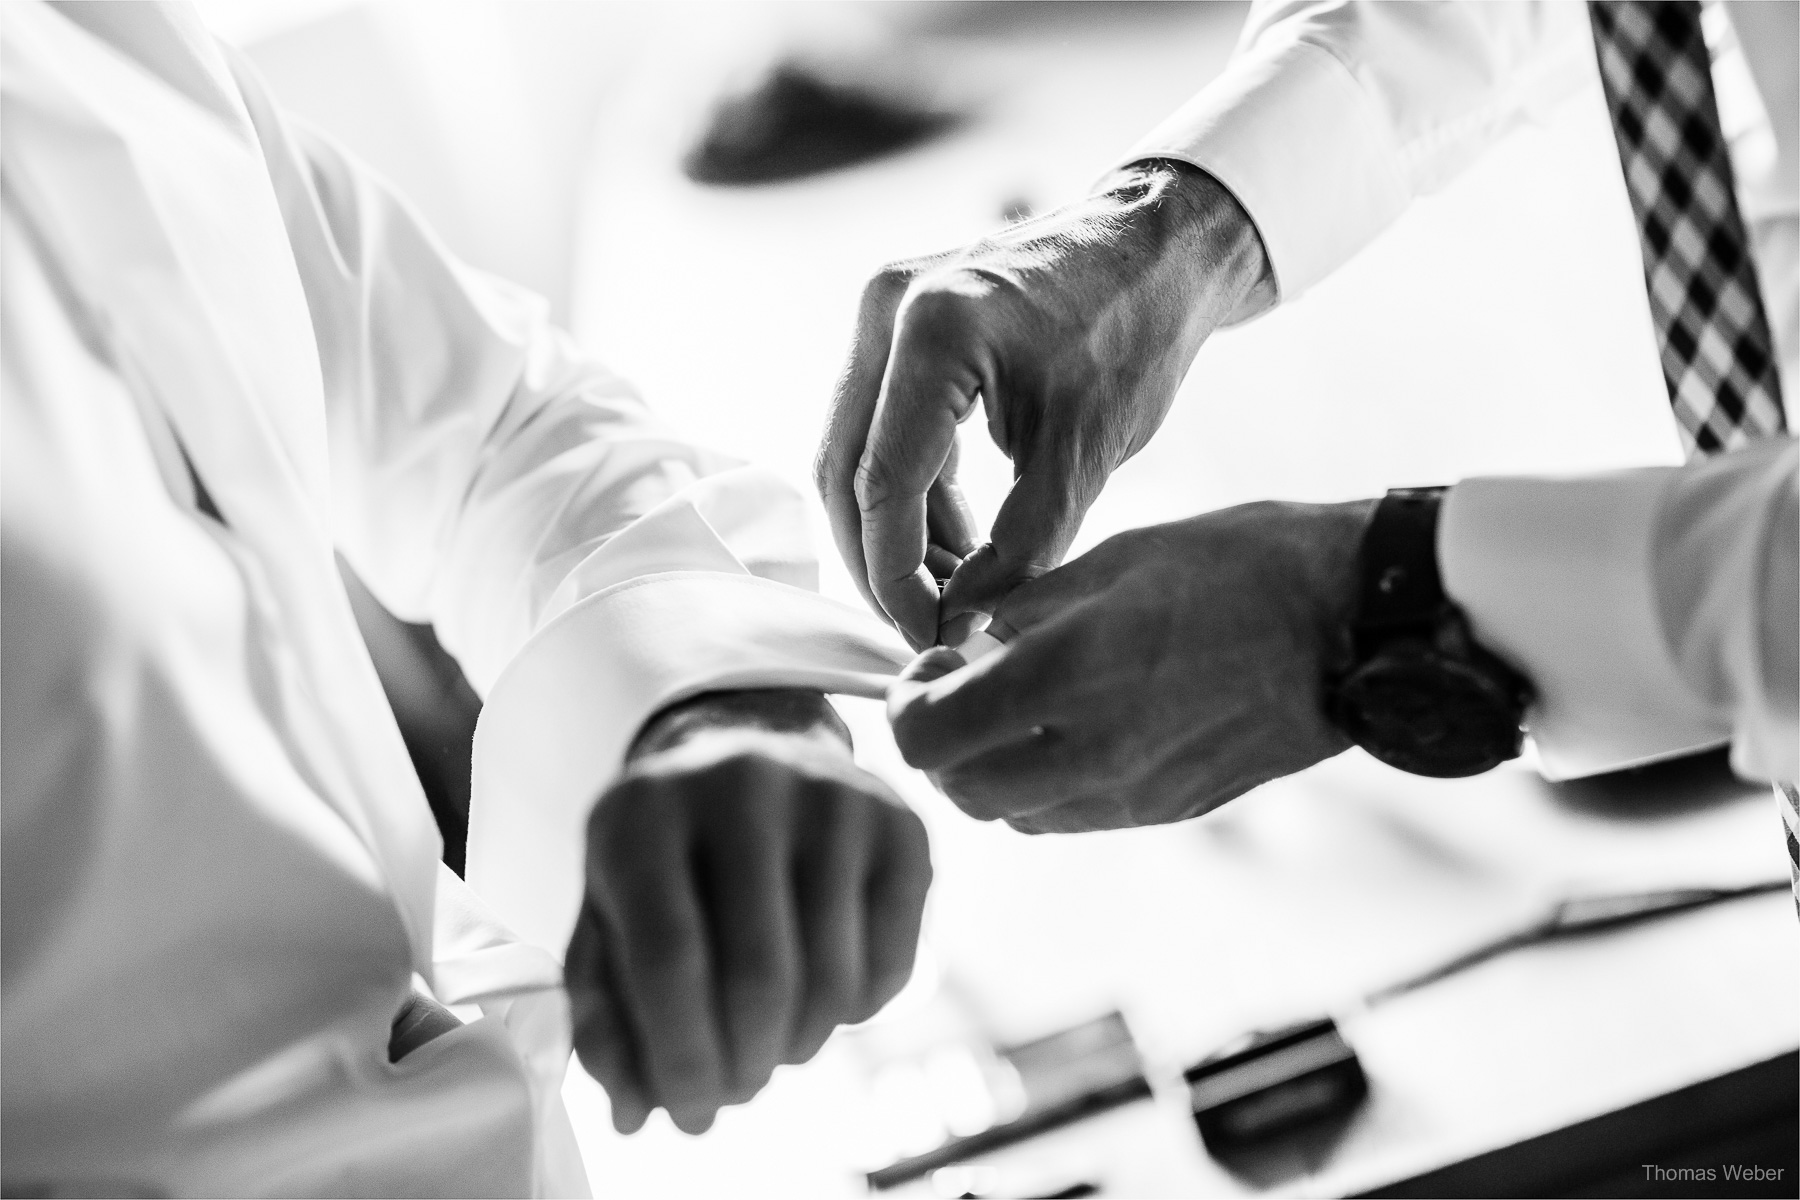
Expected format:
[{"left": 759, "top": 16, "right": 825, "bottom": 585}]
[{"left": 553, "top": 4, "right": 1795, "bottom": 1195}]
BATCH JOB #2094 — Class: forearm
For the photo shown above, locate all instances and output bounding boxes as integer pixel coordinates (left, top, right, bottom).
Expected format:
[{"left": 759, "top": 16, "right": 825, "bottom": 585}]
[{"left": 1088, "top": 159, "right": 1277, "bottom": 327}]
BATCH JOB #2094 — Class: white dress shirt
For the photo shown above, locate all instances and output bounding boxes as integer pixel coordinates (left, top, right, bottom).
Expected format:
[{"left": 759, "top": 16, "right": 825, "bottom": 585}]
[
  {"left": 0, "top": 3, "right": 905, "bottom": 1195},
  {"left": 1125, "top": 0, "right": 1798, "bottom": 783}
]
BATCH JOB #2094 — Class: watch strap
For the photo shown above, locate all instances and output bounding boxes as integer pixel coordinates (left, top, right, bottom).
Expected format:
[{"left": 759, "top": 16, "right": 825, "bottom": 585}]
[{"left": 1353, "top": 487, "right": 1449, "bottom": 651}]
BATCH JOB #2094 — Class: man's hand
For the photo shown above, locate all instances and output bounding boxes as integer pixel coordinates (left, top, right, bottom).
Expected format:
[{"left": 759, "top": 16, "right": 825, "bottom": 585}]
[
  {"left": 886, "top": 501, "right": 1374, "bottom": 831},
  {"left": 815, "top": 160, "right": 1276, "bottom": 650},
  {"left": 566, "top": 690, "right": 930, "bottom": 1135}
]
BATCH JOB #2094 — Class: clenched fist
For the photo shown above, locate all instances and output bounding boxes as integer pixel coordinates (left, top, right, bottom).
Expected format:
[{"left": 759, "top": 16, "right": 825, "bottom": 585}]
[{"left": 566, "top": 689, "right": 931, "bottom": 1134}]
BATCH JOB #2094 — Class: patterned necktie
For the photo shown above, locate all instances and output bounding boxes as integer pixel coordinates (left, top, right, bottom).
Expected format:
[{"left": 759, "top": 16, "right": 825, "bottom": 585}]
[{"left": 1588, "top": 0, "right": 1797, "bottom": 909}]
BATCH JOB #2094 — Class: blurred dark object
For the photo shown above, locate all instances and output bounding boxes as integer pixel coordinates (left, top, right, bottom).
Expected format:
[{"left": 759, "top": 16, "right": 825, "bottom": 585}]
[
  {"left": 684, "top": 61, "right": 961, "bottom": 186},
  {"left": 1004, "top": 1011, "right": 1142, "bottom": 1114},
  {"left": 1200, "top": 877, "right": 1792, "bottom": 1191},
  {"left": 1185, "top": 1017, "right": 1367, "bottom": 1155},
  {"left": 1361, "top": 1051, "right": 1798, "bottom": 1198},
  {"left": 868, "top": 1012, "right": 1151, "bottom": 1191},
  {"left": 1545, "top": 745, "right": 1749, "bottom": 820},
  {"left": 340, "top": 561, "right": 479, "bottom": 875}
]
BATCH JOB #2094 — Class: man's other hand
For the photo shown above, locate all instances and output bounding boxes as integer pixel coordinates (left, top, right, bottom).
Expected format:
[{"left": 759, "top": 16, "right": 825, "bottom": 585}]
[
  {"left": 567, "top": 690, "right": 930, "bottom": 1135},
  {"left": 887, "top": 501, "right": 1374, "bottom": 832},
  {"left": 815, "top": 159, "right": 1276, "bottom": 650}
]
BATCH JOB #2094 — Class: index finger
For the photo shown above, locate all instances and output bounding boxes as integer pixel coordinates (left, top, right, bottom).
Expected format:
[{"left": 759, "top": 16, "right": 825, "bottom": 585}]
[
  {"left": 817, "top": 266, "right": 917, "bottom": 620},
  {"left": 857, "top": 288, "right": 987, "bottom": 649},
  {"left": 886, "top": 596, "right": 1104, "bottom": 772},
  {"left": 938, "top": 454, "right": 1104, "bottom": 629},
  {"left": 889, "top": 546, "right": 1123, "bottom": 759}
]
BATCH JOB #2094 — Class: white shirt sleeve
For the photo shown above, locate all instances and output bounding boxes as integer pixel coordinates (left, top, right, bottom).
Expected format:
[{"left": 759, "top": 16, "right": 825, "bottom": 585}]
[
  {"left": 1119, "top": 0, "right": 1593, "bottom": 300},
  {"left": 231, "top": 57, "right": 911, "bottom": 954},
  {"left": 1442, "top": 439, "right": 1798, "bottom": 784}
]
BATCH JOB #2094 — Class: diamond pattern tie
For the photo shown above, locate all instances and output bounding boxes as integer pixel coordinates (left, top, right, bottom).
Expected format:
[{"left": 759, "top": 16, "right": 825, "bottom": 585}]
[{"left": 1588, "top": 0, "right": 1796, "bottom": 911}]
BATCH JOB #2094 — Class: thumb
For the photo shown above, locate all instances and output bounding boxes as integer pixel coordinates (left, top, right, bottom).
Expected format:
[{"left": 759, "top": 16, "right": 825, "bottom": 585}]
[
  {"left": 938, "top": 458, "right": 1102, "bottom": 625},
  {"left": 990, "top": 543, "right": 1123, "bottom": 640},
  {"left": 884, "top": 646, "right": 969, "bottom": 729}
]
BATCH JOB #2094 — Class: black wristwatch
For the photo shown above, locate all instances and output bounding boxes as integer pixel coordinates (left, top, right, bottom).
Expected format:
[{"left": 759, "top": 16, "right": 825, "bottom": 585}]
[{"left": 1326, "top": 488, "right": 1532, "bottom": 778}]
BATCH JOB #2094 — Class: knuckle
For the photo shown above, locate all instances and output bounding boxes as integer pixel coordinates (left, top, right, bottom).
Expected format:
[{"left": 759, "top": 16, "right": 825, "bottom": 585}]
[
  {"left": 693, "top": 749, "right": 789, "bottom": 804},
  {"left": 723, "top": 944, "right": 798, "bottom": 1004},
  {"left": 587, "top": 774, "right": 646, "bottom": 836},
  {"left": 804, "top": 772, "right": 878, "bottom": 827},
  {"left": 818, "top": 390, "right": 874, "bottom": 503},
  {"left": 589, "top": 776, "right": 674, "bottom": 849},
  {"left": 893, "top": 283, "right": 977, "bottom": 353},
  {"left": 624, "top": 928, "right": 707, "bottom": 983},
  {"left": 852, "top": 446, "right": 909, "bottom": 514},
  {"left": 811, "top": 444, "right": 840, "bottom": 499},
  {"left": 862, "top": 262, "right": 915, "bottom": 311},
  {"left": 851, "top": 456, "right": 883, "bottom": 510}
]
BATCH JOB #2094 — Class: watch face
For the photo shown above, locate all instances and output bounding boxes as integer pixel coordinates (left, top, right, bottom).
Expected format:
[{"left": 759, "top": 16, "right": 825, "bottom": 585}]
[{"left": 1332, "top": 648, "right": 1524, "bottom": 778}]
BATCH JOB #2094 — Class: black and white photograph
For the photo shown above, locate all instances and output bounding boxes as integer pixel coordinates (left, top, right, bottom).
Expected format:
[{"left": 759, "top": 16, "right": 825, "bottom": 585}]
[{"left": 1, "top": 1, "right": 1796, "bottom": 1196}]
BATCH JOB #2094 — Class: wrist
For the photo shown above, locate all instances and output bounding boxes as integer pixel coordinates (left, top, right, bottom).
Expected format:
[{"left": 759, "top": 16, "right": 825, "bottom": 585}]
[
  {"left": 629, "top": 688, "right": 853, "bottom": 763},
  {"left": 1324, "top": 490, "right": 1531, "bottom": 777},
  {"left": 1096, "top": 158, "right": 1277, "bottom": 326},
  {"left": 1303, "top": 498, "right": 1382, "bottom": 680}
]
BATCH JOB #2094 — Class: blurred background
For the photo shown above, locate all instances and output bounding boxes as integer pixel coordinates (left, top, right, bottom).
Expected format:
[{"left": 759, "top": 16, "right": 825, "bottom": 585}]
[{"left": 200, "top": 3, "right": 1795, "bottom": 1196}]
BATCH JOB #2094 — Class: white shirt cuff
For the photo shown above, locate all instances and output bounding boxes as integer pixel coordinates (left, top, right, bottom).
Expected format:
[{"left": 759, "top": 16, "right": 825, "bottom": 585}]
[
  {"left": 1117, "top": 33, "right": 1409, "bottom": 301},
  {"left": 1440, "top": 468, "right": 1730, "bottom": 780},
  {"left": 466, "top": 568, "right": 908, "bottom": 956}
]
